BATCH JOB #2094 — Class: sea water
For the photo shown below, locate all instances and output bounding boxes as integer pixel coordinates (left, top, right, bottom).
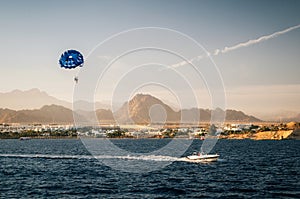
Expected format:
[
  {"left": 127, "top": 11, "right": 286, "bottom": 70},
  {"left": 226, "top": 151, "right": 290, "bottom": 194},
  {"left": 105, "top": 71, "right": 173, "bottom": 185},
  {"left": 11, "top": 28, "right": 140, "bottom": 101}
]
[{"left": 0, "top": 139, "right": 299, "bottom": 198}]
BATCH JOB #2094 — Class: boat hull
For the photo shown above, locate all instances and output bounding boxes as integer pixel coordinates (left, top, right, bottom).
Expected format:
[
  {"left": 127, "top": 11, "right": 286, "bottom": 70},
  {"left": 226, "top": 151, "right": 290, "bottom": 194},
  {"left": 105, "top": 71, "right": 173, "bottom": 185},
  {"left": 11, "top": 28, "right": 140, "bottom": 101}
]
[{"left": 186, "top": 154, "right": 219, "bottom": 162}]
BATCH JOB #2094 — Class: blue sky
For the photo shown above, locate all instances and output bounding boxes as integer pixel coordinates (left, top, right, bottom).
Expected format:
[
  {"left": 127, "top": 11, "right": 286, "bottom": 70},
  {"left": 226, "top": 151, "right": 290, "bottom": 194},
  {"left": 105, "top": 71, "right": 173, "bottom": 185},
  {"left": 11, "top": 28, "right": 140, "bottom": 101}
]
[{"left": 0, "top": 0, "right": 299, "bottom": 118}]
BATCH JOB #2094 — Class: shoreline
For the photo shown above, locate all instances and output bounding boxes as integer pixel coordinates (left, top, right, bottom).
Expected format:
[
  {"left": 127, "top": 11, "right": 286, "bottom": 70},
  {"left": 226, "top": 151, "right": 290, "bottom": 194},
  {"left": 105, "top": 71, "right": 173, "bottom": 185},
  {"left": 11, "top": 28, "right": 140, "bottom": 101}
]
[
  {"left": 1, "top": 131, "right": 298, "bottom": 140},
  {"left": 220, "top": 130, "right": 295, "bottom": 140}
]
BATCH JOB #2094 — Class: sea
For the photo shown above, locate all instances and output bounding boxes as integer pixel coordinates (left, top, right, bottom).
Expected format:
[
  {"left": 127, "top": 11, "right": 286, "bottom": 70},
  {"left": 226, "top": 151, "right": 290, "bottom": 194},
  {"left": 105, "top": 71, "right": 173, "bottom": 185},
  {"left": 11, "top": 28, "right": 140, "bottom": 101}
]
[{"left": 0, "top": 139, "right": 299, "bottom": 198}]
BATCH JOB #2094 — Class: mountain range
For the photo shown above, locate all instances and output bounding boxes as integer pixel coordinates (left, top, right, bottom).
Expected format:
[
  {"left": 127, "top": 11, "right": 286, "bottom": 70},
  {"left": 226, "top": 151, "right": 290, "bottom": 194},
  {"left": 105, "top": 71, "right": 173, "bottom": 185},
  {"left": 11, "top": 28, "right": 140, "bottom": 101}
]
[
  {"left": 0, "top": 89, "right": 110, "bottom": 110},
  {"left": 115, "top": 94, "right": 262, "bottom": 124},
  {"left": 0, "top": 90, "right": 264, "bottom": 124},
  {"left": 0, "top": 89, "right": 70, "bottom": 110},
  {"left": 0, "top": 105, "right": 73, "bottom": 124}
]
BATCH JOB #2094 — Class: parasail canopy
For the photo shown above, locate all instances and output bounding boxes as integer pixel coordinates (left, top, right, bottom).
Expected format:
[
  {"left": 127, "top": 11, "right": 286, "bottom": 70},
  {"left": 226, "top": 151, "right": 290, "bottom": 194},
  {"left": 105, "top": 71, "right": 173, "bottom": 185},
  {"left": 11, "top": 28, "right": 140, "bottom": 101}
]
[{"left": 59, "top": 49, "right": 84, "bottom": 69}]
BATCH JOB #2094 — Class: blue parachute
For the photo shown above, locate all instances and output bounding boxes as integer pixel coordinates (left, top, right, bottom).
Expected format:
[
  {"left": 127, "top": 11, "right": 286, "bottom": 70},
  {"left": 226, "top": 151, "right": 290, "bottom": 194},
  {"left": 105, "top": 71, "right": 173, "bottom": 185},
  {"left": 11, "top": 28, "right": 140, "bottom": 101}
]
[{"left": 59, "top": 49, "right": 84, "bottom": 69}]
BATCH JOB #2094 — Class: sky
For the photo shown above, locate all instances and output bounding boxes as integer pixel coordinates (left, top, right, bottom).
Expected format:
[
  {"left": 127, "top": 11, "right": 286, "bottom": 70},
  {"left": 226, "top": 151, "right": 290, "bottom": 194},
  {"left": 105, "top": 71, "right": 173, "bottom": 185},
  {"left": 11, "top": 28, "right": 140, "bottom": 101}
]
[{"left": 0, "top": 0, "right": 300, "bottom": 119}]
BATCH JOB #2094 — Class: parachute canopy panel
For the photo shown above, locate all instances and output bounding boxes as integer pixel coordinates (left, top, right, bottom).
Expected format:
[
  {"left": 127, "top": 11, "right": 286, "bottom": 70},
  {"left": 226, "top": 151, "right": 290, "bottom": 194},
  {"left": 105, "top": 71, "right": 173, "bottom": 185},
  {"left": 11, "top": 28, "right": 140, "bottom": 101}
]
[{"left": 59, "top": 49, "right": 84, "bottom": 69}]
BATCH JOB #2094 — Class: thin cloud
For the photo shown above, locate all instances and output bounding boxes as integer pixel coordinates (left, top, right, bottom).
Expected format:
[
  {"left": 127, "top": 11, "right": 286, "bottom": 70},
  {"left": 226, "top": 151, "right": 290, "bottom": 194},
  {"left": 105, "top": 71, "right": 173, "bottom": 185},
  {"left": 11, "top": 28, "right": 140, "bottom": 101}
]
[
  {"left": 171, "top": 55, "right": 205, "bottom": 68},
  {"left": 171, "top": 24, "right": 300, "bottom": 68}
]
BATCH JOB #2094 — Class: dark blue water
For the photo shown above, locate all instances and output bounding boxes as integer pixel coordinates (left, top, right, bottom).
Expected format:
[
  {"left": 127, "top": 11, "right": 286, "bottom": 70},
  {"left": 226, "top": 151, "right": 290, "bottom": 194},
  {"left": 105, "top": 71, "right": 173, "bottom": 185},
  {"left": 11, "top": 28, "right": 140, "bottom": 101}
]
[{"left": 0, "top": 139, "right": 299, "bottom": 198}]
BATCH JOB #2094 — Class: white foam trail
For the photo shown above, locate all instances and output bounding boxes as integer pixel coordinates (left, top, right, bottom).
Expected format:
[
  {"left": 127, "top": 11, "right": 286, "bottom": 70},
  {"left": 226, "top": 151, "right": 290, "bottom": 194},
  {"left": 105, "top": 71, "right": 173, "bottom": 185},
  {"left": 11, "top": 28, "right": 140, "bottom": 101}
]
[
  {"left": 0, "top": 153, "right": 181, "bottom": 161},
  {"left": 0, "top": 154, "right": 93, "bottom": 159},
  {"left": 95, "top": 155, "right": 181, "bottom": 162},
  {"left": 0, "top": 153, "right": 223, "bottom": 164}
]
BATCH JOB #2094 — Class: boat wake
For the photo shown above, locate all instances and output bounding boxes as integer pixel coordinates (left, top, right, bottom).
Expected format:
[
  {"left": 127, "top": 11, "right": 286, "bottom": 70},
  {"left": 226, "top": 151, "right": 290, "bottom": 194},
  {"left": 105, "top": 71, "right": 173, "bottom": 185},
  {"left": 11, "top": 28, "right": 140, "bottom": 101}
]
[
  {"left": 0, "top": 153, "right": 220, "bottom": 163},
  {"left": 0, "top": 153, "right": 93, "bottom": 159}
]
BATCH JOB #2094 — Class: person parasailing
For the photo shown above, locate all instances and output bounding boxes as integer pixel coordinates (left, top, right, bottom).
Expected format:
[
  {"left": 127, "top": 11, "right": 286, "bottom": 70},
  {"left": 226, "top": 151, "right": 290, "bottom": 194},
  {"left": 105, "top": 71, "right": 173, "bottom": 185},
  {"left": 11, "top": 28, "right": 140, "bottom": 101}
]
[{"left": 59, "top": 49, "right": 84, "bottom": 83}]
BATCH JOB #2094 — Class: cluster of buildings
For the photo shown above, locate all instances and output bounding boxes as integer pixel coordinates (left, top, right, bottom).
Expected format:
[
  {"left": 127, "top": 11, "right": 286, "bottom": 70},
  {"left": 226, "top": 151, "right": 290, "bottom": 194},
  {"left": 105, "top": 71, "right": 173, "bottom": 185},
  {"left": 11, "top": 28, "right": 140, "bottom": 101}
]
[
  {"left": 0, "top": 123, "right": 76, "bottom": 138},
  {"left": 0, "top": 123, "right": 74, "bottom": 133},
  {"left": 77, "top": 126, "right": 210, "bottom": 138}
]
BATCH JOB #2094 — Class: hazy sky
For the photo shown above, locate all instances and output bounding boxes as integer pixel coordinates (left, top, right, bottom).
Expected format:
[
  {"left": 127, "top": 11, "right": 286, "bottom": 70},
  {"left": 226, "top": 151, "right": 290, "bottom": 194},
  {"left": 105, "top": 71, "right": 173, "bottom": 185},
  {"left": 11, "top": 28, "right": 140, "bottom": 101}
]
[{"left": 0, "top": 0, "right": 299, "bottom": 117}]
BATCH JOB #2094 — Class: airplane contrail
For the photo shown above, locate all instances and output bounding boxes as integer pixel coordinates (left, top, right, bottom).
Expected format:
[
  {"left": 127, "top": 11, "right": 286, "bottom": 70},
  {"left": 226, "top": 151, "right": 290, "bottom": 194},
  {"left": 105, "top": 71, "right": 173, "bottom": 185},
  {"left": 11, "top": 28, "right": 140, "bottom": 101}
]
[
  {"left": 214, "top": 24, "right": 300, "bottom": 55},
  {"left": 171, "top": 24, "right": 300, "bottom": 68}
]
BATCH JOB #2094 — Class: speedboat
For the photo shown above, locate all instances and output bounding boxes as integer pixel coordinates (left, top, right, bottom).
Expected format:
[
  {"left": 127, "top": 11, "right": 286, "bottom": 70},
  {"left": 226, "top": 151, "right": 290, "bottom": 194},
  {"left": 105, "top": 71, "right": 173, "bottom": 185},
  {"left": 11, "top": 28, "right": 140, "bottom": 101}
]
[
  {"left": 186, "top": 152, "right": 219, "bottom": 162},
  {"left": 19, "top": 137, "right": 31, "bottom": 140}
]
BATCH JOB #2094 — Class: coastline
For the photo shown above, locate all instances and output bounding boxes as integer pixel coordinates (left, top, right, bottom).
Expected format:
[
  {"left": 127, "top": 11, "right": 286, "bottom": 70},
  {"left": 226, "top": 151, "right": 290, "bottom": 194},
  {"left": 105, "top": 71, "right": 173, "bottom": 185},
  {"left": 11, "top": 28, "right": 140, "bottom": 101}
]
[
  {"left": 220, "top": 130, "right": 295, "bottom": 140},
  {"left": 1, "top": 130, "right": 298, "bottom": 140}
]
